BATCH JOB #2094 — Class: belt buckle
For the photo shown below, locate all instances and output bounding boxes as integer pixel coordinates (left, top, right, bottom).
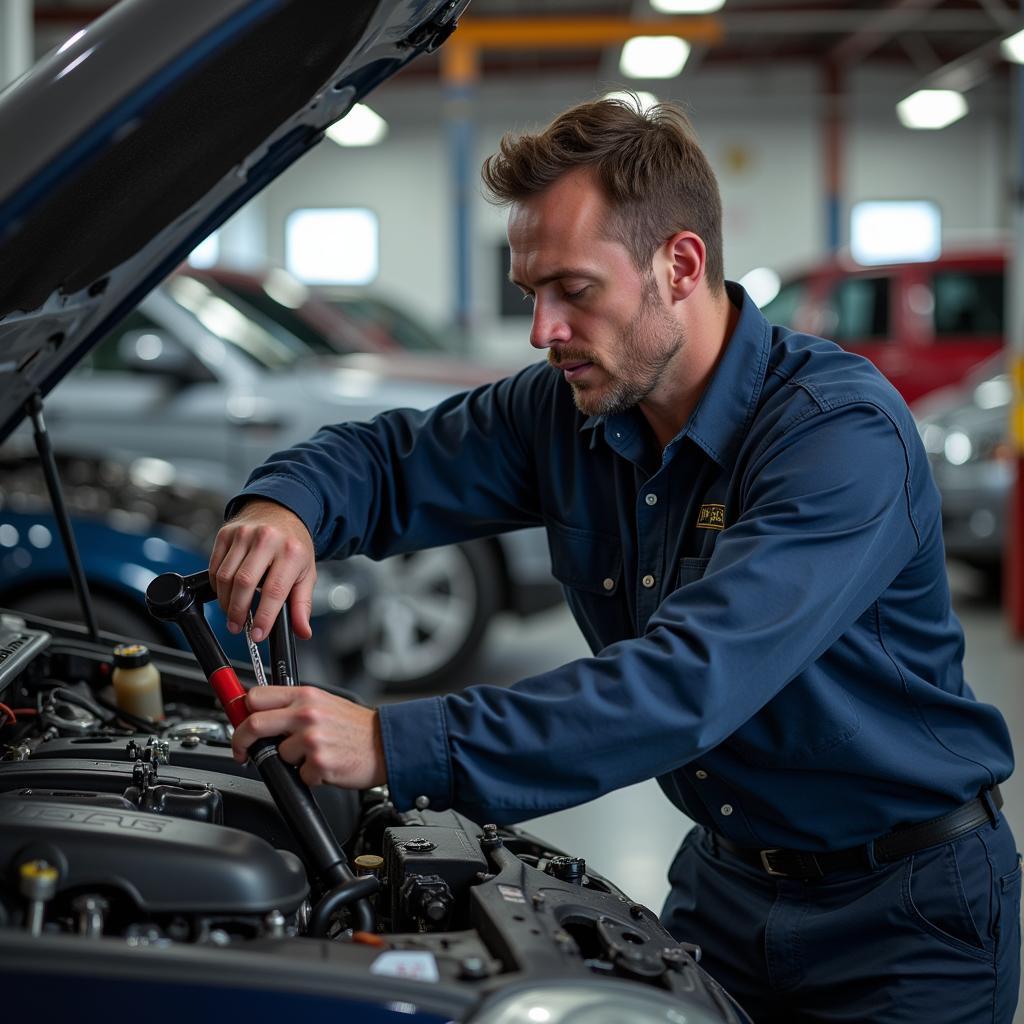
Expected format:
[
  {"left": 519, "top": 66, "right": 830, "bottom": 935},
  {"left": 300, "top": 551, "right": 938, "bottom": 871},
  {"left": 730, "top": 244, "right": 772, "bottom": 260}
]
[{"left": 759, "top": 849, "right": 787, "bottom": 877}]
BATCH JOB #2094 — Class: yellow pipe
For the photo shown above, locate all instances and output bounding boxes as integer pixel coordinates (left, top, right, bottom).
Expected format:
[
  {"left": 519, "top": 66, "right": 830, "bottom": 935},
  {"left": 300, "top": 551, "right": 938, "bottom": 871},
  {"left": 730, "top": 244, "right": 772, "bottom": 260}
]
[
  {"left": 1012, "top": 353, "right": 1024, "bottom": 453},
  {"left": 452, "top": 15, "right": 724, "bottom": 50}
]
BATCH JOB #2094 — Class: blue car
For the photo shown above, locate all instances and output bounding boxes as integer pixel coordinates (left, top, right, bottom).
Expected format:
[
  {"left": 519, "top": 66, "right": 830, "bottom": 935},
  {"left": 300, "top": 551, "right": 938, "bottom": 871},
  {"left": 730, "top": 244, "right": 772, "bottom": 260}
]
[{"left": 0, "top": 450, "right": 368, "bottom": 681}]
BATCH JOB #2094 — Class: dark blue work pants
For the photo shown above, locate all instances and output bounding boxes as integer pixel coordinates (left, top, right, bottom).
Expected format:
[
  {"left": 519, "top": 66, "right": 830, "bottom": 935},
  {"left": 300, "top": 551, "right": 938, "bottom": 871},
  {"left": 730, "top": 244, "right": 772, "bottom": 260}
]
[{"left": 661, "top": 820, "right": 1021, "bottom": 1023}]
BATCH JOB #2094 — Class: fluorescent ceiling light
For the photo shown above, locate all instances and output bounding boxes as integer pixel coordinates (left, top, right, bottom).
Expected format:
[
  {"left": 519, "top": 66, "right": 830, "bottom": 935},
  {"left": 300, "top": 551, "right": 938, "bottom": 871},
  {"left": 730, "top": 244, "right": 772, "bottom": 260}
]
[
  {"left": 850, "top": 200, "right": 941, "bottom": 266},
  {"left": 650, "top": 0, "right": 724, "bottom": 11},
  {"left": 326, "top": 103, "right": 388, "bottom": 147},
  {"left": 603, "top": 89, "right": 659, "bottom": 111},
  {"left": 619, "top": 36, "right": 691, "bottom": 79},
  {"left": 895, "top": 89, "right": 968, "bottom": 130},
  {"left": 1001, "top": 28, "right": 1024, "bottom": 64}
]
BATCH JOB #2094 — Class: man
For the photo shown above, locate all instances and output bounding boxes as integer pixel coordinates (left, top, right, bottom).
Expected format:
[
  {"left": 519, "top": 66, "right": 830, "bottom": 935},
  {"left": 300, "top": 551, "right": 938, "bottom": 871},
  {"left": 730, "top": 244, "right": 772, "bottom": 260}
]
[{"left": 210, "top": 98, "right": 1019, "bottom": 1021}]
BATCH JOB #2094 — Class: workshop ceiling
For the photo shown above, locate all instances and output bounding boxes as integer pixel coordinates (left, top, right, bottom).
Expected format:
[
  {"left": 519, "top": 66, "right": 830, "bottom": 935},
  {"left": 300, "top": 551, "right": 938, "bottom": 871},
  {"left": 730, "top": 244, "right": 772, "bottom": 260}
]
[{"left": 31, "top": 0, "right": 1021, "bottom": 89}]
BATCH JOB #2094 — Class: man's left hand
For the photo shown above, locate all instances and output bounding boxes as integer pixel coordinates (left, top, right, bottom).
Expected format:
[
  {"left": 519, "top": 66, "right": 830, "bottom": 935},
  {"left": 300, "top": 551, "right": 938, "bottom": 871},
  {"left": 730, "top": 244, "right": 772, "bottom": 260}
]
[{"left": 232, "top": 685, "right": 387, "bottom": 790}]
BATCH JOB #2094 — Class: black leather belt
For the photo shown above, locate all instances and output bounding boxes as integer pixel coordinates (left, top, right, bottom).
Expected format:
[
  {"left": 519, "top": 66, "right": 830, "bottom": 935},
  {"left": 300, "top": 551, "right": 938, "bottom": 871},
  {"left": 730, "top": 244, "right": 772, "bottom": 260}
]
[{"left": 713, "top": 787, "right": 1003, "bottom": 881}]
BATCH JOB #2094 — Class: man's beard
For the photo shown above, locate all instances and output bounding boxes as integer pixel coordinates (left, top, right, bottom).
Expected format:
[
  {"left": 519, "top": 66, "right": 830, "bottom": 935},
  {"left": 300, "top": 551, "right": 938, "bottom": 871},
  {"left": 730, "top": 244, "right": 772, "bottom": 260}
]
[{"left": 550, "top": 280, "right": 685, "bottom": 417}]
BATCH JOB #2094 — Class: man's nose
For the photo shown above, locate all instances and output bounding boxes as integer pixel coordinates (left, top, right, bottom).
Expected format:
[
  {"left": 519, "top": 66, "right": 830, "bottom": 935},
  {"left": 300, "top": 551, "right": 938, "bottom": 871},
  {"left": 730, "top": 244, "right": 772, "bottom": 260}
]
[{"left": 529, "top": 299, "right": 571, "bottom": 350}]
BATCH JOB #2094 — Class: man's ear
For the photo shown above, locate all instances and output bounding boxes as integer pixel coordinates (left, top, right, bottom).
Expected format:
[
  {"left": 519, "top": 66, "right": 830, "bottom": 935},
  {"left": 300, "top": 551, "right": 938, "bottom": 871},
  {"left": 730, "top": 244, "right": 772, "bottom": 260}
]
[{"left": 664, "top": 231, "right": 706, "bottom": 301}]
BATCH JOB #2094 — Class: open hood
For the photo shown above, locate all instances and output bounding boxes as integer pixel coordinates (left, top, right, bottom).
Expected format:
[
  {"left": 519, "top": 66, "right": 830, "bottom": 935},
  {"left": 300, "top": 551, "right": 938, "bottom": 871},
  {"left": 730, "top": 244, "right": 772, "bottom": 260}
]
[{"left": 0, "top": 0, "right": 467, "bottom": 443}]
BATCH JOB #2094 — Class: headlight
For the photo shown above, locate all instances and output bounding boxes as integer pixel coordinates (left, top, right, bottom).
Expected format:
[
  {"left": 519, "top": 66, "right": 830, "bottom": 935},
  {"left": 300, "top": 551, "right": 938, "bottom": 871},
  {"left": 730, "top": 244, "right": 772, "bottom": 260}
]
[
  {"left": 468, "top": 980, "right": 728, "bottom": 1024},
  {"left": 943, "top": 430, "right": 973, "bottom": 466}
]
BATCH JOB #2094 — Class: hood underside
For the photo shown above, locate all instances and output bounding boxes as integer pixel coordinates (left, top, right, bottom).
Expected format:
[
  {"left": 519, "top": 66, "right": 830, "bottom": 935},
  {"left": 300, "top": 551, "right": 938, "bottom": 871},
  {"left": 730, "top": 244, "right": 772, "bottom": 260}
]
[{"left": 0, "top": 0, "right": 466, "bottom": 442}]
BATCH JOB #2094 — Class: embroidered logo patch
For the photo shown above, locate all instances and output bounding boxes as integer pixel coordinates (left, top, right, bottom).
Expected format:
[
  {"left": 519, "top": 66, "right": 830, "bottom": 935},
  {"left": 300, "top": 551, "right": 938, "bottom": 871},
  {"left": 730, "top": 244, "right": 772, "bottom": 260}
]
[{"left": 696, "top": 504, "right": 725, "bottom": 530}]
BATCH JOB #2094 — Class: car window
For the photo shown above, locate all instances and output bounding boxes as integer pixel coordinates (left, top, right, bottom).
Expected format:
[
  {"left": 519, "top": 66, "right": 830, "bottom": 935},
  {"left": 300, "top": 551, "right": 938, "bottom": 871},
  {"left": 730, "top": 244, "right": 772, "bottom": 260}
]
[
  {"left": 215, "top": 282, "right": 339, "bottom": 355},
  {"left": 164, "top": 275, "right": 307, "bottom": 370},
  {"left": 75, "top": 310, "right": 162, "bottom": 373},
  {"left": 932, "top": 271, "right": 1004, "bottom": 338},
  {"left": 759, "top": 280, "right": 807, "bottom": 327},
  {"left": 334, "top": 297, "right": 449, "bottom": 353},
  {"left": 824, "top": 277, "right": 890, "bottom": 341}
]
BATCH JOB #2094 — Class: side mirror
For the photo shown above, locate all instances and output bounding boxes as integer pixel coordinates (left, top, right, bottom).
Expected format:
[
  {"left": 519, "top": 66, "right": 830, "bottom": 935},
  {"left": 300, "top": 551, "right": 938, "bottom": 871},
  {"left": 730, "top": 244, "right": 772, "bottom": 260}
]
[{"left": 116, "top": 329, "right": 213, "bottom": 386}]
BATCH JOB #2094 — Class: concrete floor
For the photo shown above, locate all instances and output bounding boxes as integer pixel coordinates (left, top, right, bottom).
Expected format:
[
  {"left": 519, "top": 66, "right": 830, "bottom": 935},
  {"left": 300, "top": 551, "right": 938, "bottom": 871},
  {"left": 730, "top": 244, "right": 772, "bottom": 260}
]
[{"left": 460, "top": 560, "right": 1024, "bottom": 1017}]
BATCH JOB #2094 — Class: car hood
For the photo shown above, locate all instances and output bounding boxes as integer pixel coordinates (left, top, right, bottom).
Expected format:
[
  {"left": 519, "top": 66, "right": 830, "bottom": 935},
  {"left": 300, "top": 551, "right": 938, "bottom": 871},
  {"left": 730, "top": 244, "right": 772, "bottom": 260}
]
[{"left": 0, "top": 0, "right": 468, "bottom": 443}]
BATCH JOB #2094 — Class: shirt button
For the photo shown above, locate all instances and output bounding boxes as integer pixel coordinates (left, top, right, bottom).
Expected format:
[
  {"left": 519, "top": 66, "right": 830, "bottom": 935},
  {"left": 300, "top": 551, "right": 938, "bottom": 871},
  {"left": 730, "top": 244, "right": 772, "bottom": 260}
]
[
  {"left": 695, "top": 770, "right": 708, "bottom": 780},
  {"left": 645, "top": 493, "right": 657, "bottom": 506},
  {"left": 414, "top": 795, "right": 430, "bottom": 810},
  {"left": 720, "top": 804, "right": 734, "bottom": 817},
  {"left": 602, "top": 578, "right": 615, "bottom": 591},
  {"left": 642, "top": 574, "right": 656, "bottom": 588}
]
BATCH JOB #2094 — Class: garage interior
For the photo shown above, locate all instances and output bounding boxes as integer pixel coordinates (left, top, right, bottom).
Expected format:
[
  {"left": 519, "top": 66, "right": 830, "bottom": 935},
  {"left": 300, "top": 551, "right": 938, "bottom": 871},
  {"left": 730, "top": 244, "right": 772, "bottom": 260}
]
[{"left": 2, "top": 0, "right": 1024, "bottom": 1016}]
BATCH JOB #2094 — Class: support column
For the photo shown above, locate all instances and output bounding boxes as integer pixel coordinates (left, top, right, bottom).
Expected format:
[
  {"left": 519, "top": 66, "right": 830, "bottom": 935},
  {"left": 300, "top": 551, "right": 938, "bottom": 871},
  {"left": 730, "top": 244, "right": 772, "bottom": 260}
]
[
  {"left": 441, "top": 41, "right": 479, "bottom": 352},
  {"left": 1007, "top": 62, "right": 1024, "bottom": 637},
  {"left": 822, "top": 62, "right": 844, "bottom": 253},
  {"left": 0, "top": 0, "right": 33, "bottom": 89}
]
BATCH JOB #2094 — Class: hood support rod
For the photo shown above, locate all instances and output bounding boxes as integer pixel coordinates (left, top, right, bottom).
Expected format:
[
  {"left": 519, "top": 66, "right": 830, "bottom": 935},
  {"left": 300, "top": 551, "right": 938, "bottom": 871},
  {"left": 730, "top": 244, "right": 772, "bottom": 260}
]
[{"left": 24, "top": 392, "right": 100, "bottom": 643}]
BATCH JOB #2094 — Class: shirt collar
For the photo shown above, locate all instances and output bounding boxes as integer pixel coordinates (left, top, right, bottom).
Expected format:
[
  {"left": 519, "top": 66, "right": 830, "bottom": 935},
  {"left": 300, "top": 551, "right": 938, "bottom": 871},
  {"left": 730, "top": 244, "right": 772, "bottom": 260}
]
[
  {"left": 581, "top": 282, "right": 771, "bottom": 467},
  {"left": 684, "top": 281, "right": 771, "bottom": 468}
]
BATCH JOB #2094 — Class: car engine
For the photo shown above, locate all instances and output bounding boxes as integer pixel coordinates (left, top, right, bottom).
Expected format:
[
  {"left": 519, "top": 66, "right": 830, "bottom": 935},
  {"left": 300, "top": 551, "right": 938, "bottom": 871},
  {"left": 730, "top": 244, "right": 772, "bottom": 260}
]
[{"left": 0, "top": 610, "right": 745, "bottom": 1022}]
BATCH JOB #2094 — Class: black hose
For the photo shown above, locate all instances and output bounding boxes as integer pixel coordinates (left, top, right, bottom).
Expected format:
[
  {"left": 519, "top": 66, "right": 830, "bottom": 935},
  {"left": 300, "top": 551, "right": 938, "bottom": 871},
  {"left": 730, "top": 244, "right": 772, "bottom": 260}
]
[{"left": 309, "top": 875, "right": 379, "bottom": 937}]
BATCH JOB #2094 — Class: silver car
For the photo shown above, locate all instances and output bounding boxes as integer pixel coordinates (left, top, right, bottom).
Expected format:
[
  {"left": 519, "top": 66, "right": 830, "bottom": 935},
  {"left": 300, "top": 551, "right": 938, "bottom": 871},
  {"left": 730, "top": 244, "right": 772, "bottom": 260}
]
[
  {"left": 915, "top": 354, "right": 1014, "bottom": 586},
  {"left": 28, "top": 273, "right": 560, "bottom": 690}
]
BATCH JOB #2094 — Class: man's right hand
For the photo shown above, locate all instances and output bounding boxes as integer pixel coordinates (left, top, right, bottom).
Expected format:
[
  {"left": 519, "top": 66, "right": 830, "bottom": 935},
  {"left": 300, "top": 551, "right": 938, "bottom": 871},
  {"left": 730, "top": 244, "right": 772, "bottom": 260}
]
[{"left": 209, "top": 499, "right": 316, "bottom": 643}]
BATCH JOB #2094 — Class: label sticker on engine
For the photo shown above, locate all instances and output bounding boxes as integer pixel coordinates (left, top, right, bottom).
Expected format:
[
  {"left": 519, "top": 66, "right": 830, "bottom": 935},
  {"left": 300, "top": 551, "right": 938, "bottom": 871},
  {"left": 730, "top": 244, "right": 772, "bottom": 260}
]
[
  {"left": 497, "top": 884, "right": 526, "bottom": 903},
  {"left": 370, "top": 951, "right": 440, "bottom": 983}
]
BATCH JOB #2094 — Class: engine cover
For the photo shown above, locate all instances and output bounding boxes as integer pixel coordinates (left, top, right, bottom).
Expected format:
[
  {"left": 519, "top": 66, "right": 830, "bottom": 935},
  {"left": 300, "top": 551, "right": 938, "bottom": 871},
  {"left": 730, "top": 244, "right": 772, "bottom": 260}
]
[{"left": 0, "top": 795, "right": 308, "bottom": 915}]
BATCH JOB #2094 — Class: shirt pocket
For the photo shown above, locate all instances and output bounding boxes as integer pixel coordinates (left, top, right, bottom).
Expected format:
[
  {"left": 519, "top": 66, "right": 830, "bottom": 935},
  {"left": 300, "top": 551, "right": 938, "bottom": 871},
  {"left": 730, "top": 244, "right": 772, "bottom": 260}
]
[
  {"left": 547, "top": 520, "right": 622, "bottom": 595},
  {"left": 678, "top": 557, "right": 710, "bottom": 587}
]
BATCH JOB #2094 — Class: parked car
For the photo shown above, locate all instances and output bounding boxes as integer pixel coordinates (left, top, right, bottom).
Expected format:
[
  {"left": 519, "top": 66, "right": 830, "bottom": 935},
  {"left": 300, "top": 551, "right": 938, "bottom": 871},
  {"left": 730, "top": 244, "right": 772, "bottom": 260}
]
[
  {"left": 760, "top": 247, "right": 1005, "bottom": 406},
  {"left": 183, "top": 264, "right": 397, "bottom": 357},
  {"left": 320, "top": 288, "right": 457, "bottom": 354},
  {"left": 30, "top": 274, "right": 560, "bottom": 691},
  {"left": 0, "top": 449, "right": 369, "bottom": 681},
  {"left": 914, "top": 354, "right": 1015, "bottom": 584},
  {"left": 0, "top": 2, "right": 749, "bottom": 1020}
]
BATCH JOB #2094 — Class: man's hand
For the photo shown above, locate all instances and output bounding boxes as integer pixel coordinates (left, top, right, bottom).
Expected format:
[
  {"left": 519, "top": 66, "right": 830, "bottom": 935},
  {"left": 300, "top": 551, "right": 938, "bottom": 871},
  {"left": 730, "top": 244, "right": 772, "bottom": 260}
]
[
  {"left": 209, "top": 499, "right": 316, "bottom": 642},
  {"left": 232, "top": 685, "right": 387, "bottom": 790}
]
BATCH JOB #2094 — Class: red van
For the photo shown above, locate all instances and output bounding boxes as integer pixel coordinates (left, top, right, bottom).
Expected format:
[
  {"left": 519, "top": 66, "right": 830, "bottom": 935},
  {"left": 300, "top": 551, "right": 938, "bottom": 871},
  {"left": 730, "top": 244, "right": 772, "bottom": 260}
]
[{"left": 760, "top": 248, "right": 1005, "bottom": 407}]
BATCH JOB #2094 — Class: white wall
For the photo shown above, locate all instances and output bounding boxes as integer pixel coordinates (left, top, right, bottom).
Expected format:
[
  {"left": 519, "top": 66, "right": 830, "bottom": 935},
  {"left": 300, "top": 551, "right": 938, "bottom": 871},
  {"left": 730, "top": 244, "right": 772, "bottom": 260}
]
[{"left": 248, "top": 66, "right": 1010, "bottom": 363}]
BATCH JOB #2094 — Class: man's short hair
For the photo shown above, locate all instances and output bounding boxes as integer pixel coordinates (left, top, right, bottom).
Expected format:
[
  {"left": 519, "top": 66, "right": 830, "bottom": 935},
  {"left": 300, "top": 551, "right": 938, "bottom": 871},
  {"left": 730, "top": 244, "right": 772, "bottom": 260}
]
[{"left": 481, "top": 95, "right": 724, "bottom": 293}]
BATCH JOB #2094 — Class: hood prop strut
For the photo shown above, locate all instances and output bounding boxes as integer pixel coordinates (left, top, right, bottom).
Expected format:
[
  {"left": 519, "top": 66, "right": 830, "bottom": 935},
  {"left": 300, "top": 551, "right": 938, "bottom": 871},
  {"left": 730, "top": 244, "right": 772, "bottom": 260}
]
[{"left": 24, "top": 392, "right": 100, "bottom": 643}]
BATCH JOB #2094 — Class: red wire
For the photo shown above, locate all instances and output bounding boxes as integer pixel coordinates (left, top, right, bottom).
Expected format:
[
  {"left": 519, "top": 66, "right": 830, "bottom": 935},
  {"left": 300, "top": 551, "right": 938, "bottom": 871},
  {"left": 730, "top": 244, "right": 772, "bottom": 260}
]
[{"left": 0, "top": 702, "right": 16, "bottom": 726}]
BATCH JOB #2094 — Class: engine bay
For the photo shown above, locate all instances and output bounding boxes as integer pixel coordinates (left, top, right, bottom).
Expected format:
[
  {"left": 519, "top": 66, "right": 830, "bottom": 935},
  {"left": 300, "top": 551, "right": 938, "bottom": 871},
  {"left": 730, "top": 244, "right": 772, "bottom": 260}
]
[{"left": 0, "top": 611, "right": 742, "bottom": 1021}]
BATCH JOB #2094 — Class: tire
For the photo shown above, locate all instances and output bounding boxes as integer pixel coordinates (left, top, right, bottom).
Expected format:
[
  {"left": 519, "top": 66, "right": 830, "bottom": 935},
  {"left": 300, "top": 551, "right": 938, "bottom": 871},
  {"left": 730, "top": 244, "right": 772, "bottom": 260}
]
[
  {"left": 361, "top": 540, "right": 501, "bottom": 692},
  {"left": 8, "top": 588, "right": 169, "bottom": 647}
]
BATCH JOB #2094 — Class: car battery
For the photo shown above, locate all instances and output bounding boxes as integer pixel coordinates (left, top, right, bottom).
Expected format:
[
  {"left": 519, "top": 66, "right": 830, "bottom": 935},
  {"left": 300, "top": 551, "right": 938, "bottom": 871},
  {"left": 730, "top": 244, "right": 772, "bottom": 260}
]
[{"left": 383, "top": 825, "right": 488, "bottom": 932}]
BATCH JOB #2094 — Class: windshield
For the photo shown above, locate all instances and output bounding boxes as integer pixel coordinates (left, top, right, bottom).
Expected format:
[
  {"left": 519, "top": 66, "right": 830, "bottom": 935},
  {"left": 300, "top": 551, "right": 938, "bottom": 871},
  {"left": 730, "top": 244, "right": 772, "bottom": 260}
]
[
  {"left": 165, "top": 275, "right": 312, "bottom": 370},
  {"left": 328, "top": 296, "right": 451, "bottom": 353}
]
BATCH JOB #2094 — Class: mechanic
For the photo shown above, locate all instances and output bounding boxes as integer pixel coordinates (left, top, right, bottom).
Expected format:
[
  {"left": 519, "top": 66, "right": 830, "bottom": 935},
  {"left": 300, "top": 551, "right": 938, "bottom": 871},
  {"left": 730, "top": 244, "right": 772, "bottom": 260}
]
[{"left": 210, "top": 97, "right": 1019, "bottom": 1022}]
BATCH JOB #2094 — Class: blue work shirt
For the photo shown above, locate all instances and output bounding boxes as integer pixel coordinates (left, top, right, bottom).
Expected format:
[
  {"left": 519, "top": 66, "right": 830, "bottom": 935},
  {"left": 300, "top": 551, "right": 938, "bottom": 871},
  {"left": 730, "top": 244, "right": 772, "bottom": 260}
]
[{"left": 233, "top": 283, "right": 1014, "bottom": 851}]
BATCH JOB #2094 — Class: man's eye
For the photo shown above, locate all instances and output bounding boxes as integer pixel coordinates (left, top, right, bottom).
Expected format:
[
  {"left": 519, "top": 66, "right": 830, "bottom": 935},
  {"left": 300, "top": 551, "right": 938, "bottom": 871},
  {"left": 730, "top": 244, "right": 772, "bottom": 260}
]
[{"left": 564, "top": 286, "right": 589, "bottom": 300}]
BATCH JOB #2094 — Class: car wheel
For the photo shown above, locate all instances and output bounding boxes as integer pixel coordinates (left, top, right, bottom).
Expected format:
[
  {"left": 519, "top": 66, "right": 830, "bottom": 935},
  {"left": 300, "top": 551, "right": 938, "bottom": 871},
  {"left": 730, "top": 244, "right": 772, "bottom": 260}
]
[
  {"left": 362, "top": 540, "right": 501, "bottom": 692},
  {"left": 8, "top": 588, "right": 169, "bottom": 646}
]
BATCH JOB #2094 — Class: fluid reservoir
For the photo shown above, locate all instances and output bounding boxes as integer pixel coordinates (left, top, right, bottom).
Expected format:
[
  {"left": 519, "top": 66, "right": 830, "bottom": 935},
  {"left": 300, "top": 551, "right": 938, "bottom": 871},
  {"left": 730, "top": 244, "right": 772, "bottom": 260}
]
[{"left": 112, "top": 643, "right": 164, "bottom": 721}]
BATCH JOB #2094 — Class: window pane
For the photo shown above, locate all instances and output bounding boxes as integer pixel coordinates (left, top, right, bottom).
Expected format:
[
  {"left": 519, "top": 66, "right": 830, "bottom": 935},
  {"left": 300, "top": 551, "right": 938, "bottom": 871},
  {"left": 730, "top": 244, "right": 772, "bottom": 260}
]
[
  {"left": 286, "top": 208, "right": 379, "bottom": 286},
  {"left": 80, "top": 310, "right": 160, "bottom": 373},
  {"left": 933, "top": 271, "right": 1004, "bottom": 338},
  {"left": 760, "top": 280, "right": 807, "bottom": 328},
  {"left": 826, "top": 277, "right": 890, "bottom": 340}
]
